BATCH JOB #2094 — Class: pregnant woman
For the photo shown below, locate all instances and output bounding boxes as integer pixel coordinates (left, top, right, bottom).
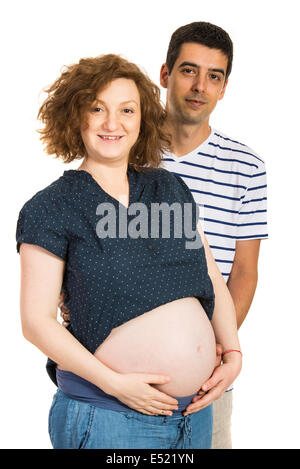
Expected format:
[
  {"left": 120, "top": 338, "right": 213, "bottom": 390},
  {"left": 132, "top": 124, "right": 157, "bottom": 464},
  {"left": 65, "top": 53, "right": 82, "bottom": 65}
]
[{"left": 16, "top": 54, "right": 241, "bottom": 449}]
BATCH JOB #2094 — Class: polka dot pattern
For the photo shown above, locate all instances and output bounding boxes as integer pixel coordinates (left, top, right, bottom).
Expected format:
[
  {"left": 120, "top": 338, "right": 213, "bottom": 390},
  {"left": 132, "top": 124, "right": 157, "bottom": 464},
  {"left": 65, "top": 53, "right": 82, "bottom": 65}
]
[{"left": 16, "top": 167, "right": 215, "bottom": 357}]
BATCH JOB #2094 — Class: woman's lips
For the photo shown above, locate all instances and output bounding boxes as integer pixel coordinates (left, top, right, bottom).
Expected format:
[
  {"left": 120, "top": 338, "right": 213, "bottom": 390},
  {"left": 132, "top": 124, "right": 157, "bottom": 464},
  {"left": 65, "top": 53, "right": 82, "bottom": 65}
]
[{"left": 97, "top": 135, "right": 124, "bottom": 142}]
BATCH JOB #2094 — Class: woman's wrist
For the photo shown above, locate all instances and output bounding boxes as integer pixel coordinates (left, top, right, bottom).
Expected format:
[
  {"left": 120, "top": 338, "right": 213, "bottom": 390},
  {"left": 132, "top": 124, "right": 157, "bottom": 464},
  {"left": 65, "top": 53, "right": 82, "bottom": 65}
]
[
  {"left": 99, "top": 369, "right": 122, "bottom": 396},
  {"left": 222, "top": 349, "right": 242, "bottom": 359},
  {"left": 222, "top": 349, "right": 242, "bottom": 367}
]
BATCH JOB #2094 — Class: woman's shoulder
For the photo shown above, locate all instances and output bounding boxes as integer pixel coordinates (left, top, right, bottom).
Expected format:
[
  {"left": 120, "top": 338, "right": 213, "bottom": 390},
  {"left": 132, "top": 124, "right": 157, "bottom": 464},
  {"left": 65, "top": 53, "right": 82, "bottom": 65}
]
[
  {"left": 18, "top": 173, "right": 73, "bottom": 217},
  {"left": 141, "top": 166, "right": 185, "bottom": 184},
  {"left": 16, "top": 174, "right": 72, "bottom": 259},
  {"left": 142, "top": 167, "right": 194, "bottom": 202}
]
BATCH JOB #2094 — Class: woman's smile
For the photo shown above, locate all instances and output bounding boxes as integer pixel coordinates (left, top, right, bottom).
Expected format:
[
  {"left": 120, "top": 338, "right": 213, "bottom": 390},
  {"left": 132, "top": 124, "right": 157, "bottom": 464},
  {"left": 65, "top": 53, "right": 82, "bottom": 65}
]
[{"left": 97, "top": 135, "right": 124, "bottom": 142}]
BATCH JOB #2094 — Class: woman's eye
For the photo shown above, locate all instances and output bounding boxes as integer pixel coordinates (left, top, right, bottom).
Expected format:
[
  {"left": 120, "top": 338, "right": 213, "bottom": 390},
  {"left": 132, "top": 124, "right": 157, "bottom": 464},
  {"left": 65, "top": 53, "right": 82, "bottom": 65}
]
[
  {"left": 92, "top": 107, "right": 103, "bottom": 112},
  {"left": 123, "top": 108, "right": 134, "bottom": 114}
]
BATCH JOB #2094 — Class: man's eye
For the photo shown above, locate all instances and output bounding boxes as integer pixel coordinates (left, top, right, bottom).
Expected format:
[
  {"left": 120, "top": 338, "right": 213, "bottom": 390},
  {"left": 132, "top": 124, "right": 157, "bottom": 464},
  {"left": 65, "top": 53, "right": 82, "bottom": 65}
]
[
  {"left": 182, "top": 68, "right": 195, "bottom": 74},
  {"left": 210, "top": 74, "right": 221, "bottom": 81}
]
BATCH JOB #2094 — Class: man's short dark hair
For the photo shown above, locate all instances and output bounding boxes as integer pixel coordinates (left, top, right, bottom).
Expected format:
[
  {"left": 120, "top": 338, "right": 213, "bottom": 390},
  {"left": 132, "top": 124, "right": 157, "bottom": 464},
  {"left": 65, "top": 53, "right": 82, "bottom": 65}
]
[{"left": 166, "top": 21, "right": 233, "bottom": 80}]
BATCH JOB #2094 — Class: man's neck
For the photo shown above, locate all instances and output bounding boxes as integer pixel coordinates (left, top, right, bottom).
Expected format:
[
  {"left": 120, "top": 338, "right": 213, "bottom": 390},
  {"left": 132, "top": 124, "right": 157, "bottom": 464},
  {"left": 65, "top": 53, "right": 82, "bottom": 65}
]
[{"left": 165, "top": 119, "right": 211, "bottom": 157}]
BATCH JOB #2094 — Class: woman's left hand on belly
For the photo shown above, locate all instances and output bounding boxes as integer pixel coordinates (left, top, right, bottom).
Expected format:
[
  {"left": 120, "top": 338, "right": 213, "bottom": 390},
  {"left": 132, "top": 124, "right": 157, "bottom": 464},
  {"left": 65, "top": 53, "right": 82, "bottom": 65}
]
[
  {"left": 182, "top": 352, "right": 242, "bottom": 416},
  {"left": 214, "top": 343, "right": 223, "bottom": 368}
]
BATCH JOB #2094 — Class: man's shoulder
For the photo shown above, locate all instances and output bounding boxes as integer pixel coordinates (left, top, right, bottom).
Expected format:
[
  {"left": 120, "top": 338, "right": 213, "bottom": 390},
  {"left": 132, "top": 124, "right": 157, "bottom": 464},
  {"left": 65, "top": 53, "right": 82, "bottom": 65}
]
[{"left": 210, "top": 129, "right": 265, "bottom": 170}]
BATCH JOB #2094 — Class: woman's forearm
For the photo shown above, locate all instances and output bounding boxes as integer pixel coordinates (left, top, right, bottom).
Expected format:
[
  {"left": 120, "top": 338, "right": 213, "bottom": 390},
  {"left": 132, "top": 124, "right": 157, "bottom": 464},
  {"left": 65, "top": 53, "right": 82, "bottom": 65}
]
[
  {"left": 20, "top": 244, "right": 119, "bottom": 395},
  {"left": 197, "top": 222, "right": 240, "bottom": 351},
  {"left": 209, "top": 268, "right": 240, "bottom": 351},
  {"left": 22, "top": 316, "right": 119, "bottom": 395}
]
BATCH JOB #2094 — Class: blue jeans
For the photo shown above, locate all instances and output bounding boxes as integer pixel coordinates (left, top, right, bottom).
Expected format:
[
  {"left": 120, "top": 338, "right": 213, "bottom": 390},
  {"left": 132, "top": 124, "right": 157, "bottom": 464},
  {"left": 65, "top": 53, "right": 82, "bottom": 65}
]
[{"left": 48, "top": 389, "right": 213, "bottom": 449}]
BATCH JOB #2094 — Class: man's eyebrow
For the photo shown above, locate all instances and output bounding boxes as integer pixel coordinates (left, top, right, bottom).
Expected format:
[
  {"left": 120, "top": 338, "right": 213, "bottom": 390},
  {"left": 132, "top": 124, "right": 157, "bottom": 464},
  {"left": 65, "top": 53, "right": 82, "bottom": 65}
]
[
  {"left": 209, "top": 68, "right": 225, "bottom": 76},
  {"left": 178, "top": 61, "right": 200, "bottom": 69},
  {"left": 178, "top": 61, "right": 225, "bottom": 76}
]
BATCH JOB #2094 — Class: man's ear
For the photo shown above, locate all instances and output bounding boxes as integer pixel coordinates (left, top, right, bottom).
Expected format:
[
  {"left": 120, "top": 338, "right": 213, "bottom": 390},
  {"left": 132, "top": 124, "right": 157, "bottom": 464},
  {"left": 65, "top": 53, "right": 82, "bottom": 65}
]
[{"left": 160, "top": 63, "right": 169, "bottom": 88}]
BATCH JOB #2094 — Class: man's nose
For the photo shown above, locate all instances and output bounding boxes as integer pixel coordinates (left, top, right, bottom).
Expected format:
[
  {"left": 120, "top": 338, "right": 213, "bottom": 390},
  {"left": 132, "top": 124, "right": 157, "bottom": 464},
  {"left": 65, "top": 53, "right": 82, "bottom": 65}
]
[{"left": 191, "top": 72, "right": 206, "bottom": 94}]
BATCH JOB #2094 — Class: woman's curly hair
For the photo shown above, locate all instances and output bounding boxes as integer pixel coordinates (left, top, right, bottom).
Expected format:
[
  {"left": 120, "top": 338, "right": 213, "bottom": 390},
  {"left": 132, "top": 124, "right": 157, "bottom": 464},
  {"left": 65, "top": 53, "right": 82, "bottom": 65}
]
[{"left": 38, "top": 54, "right": 171, "bottom": 171}]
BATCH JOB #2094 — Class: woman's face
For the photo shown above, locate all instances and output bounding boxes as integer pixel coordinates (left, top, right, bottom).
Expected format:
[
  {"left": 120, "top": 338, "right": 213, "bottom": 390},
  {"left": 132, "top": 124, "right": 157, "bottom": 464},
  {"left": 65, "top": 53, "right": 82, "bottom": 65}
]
[{"left": 81, "top": 78, "right": 141, "bottom": 165}]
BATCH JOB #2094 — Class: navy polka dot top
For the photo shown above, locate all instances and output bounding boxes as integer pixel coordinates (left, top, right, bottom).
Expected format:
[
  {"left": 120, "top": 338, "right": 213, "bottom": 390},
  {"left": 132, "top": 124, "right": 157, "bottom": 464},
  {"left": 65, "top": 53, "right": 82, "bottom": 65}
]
[{"left": 16, "top": 167, "right": 214, "bottom": 385}]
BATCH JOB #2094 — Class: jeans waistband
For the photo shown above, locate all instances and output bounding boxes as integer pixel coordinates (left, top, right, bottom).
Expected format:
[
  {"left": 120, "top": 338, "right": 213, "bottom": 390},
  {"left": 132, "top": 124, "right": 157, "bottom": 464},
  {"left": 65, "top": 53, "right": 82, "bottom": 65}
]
[{"left": 56, "top": 368, "right": 197, "bottom": 416}]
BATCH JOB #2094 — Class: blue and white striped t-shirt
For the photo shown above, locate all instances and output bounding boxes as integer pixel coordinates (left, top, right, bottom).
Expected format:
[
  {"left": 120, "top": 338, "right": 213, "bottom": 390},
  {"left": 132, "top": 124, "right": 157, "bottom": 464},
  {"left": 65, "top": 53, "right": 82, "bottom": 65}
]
[{"left": 162, "top": 128, "right": 268, "bottom": 280}]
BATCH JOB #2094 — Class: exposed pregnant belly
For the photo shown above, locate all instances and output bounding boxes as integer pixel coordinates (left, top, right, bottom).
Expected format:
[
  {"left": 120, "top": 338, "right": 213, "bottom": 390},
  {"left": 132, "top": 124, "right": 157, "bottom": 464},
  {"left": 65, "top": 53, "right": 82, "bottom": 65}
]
[{"left": 94, "top": 297, "right": 216, "bottom": 397}]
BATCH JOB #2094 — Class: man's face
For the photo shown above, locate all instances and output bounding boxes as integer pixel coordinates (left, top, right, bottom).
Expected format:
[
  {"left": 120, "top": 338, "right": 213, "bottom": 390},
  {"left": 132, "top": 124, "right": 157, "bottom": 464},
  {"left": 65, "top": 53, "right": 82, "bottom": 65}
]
[{"left": 161, "top": 42, "right": 228, "bottom": 126}]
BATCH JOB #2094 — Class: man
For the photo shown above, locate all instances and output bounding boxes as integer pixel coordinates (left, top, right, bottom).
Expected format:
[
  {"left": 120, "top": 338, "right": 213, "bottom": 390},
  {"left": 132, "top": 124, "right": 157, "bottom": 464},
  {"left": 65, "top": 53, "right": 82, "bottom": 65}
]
[{"left": 159, "top": 21, "right": 268, "bottom": 448}]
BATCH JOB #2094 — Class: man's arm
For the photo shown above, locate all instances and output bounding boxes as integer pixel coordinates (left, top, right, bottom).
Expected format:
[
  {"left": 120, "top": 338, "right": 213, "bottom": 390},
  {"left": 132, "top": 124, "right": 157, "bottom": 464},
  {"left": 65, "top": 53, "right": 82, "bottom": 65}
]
[{"left": 226, "top": 239, "right": 261, "bottom": 329}]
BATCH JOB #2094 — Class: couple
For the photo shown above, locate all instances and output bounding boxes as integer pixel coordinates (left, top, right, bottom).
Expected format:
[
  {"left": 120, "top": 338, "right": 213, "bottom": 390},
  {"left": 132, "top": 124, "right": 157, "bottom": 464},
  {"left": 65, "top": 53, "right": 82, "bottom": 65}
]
[{"left": 16, "top": 21, "right": 267, "bottom": 449}]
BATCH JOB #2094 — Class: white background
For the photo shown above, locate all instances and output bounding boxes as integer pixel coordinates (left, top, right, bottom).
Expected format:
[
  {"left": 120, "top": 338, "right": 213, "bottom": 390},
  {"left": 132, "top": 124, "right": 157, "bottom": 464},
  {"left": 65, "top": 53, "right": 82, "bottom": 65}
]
[{"left": 1, "top": 0, "right": 299, "bottom": 449}]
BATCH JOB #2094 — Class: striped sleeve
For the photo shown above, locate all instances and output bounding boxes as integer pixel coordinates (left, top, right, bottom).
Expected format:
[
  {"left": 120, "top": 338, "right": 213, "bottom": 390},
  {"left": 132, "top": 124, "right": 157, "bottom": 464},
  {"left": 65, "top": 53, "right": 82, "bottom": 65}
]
[{"left": 237, "top": 160, "right": 268, "bottom": 240}]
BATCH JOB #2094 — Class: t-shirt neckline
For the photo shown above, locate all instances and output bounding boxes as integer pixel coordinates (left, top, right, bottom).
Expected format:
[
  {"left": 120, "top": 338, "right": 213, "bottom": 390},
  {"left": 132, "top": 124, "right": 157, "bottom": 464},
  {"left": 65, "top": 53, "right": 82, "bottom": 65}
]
[
  {"left": 63, "top": 167, "right": 141, "bottom": 209},
  {"left": 165, "top": 128, "right": 215, "bottom": 163}
]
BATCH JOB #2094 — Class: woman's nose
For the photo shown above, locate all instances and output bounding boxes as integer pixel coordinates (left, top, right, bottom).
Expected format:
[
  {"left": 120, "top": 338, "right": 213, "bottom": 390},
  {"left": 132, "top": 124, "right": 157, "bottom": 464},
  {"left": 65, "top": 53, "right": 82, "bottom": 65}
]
[{"left": 102, "top": 112, "right": 119, "bottom": 131}]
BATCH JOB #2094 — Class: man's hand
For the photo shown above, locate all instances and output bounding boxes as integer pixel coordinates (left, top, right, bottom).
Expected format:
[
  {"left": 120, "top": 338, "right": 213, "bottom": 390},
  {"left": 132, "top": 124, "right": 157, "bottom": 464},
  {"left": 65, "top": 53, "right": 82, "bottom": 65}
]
[{"left": 58, "top": 291, "right": 70, "bottom": 327}]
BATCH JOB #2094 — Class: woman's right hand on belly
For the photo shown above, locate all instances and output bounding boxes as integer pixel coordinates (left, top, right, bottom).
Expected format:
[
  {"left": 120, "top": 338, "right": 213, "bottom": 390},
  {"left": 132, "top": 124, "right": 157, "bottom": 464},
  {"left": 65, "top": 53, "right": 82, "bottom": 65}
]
[{"left": 106, "top": 372, "right": 179, "bottom": 416}]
